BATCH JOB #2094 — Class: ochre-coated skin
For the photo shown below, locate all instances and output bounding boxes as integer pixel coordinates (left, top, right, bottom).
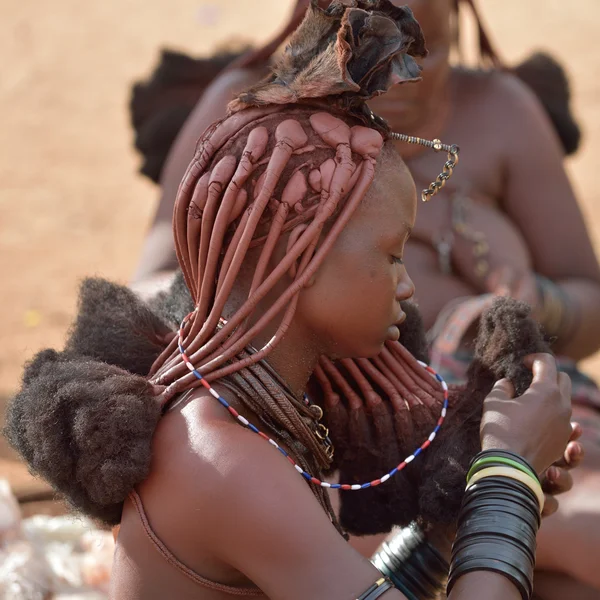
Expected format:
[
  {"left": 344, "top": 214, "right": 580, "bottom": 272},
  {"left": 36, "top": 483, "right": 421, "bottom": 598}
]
[
  {"left": 135, "top": 0, "right": 600, "bottom": 364},
  {"left": 111, "top": 107, "right": 575, "bottom": 597}
]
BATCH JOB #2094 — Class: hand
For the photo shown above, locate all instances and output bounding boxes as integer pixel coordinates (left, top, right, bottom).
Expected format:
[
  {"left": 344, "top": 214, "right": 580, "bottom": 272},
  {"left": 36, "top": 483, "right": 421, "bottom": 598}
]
[
  {"left": 485, "top": 265, "right": 540, "bottom": 309},
  {"left": 541, "top": 422, "right": 584, "bottom": 517},
  {"left": 480, "top": 353, "right": 572, "bottom": 474},
  {"left": 449, "top": 199, "right": 532, "bottom": 293}
]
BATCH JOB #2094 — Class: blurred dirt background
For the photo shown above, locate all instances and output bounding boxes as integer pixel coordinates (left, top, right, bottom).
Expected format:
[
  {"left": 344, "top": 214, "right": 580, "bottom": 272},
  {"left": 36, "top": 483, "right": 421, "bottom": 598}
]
[{"left": 1, "top": 1, "right": 599, "bottom": 460}]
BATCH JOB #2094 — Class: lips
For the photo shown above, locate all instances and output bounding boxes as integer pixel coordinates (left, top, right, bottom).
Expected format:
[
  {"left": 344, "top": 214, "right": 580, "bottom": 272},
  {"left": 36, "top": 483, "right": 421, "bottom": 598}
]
[{"left": 394, "top": 311, "right": 407, "bottom": 327}]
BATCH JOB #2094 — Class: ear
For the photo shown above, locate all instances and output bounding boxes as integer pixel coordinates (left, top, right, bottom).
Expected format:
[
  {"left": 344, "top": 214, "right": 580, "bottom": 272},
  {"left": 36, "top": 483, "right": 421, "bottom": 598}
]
[{"left": 303, "top": 270, "right": 318, "bottom": 288}]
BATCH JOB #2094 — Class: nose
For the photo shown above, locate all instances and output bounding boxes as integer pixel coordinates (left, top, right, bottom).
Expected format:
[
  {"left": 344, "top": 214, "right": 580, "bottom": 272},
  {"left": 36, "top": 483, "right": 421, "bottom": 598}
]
[{"left": 396, "top": 270, "right": 415, "bottom": 302}]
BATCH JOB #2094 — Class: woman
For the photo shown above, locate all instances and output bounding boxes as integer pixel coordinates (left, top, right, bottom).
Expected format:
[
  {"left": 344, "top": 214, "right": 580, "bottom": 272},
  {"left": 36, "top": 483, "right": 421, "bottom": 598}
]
[
  {"left": 6, "top": 4, "right": 577, "bottom": 599},
  {"left": 130, "top": 1, "right": 600, "bottom": 595}
]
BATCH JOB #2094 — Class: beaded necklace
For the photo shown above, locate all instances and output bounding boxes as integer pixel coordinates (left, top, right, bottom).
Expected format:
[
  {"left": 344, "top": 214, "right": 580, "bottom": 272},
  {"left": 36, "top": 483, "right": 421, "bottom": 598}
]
[{"left": 177, "top": 313, "right": 449, "bottom": 490}]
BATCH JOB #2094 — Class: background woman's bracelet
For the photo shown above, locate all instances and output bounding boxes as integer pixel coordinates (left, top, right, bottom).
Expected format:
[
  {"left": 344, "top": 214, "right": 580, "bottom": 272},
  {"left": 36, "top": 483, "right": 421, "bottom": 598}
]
[{"left": 534, "top": 274, "right": 579, "bottom": 342}]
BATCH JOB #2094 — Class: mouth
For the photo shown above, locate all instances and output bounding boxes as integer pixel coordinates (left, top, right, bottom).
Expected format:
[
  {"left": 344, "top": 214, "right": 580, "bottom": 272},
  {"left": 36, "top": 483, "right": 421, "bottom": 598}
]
[
  {"left": 394, "top": 311, "right": 407, "bottom": 327},
  {"left": 386, "top": 312, "right": 406, "bottom": 342}
]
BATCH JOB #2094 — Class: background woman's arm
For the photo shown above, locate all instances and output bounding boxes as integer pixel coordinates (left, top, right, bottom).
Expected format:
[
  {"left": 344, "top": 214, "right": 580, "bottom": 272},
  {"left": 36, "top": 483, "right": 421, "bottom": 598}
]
[
  {"left": 496, "top": 73, "right": 600, "bottom": 359},
  {"left": 133, "top": 67, "right": 262, "bottom": 281}
]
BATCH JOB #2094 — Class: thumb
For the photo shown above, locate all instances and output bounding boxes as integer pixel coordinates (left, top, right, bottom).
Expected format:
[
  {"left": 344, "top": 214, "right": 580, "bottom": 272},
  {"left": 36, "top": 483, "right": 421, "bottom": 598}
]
[{"left": 489, "top": 378, "right": 516, "bottom": 400}]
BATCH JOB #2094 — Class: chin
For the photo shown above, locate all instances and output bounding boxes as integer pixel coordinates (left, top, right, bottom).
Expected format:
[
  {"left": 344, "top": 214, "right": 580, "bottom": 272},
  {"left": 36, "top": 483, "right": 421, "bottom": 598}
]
[
  {"left": 360, "top": 341, "right": 387, "bottom": 359},
  {"left": 326, "top": 339, "right": 384, "bottom": 361},
  {"left": 350, "top": 339, "right": 388, "bottom": 360}
]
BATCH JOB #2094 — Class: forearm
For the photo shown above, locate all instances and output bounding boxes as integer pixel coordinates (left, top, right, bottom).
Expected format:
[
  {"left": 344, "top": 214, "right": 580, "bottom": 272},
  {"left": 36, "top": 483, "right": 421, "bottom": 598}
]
[
  {"left": 555, "top": 278, "right": 600, "bottom": 359},
  {"left": 396, "top": 529, "right": 522, "bottom": 599},
  {"left": 371, "top": 526, "right": 522, "bottom": 600},
  {"left": 448, "top": 571, "right": 521, "bottom": 600},
  {"left": 132, "top": 221, "right": 178, "bottom": 282}
]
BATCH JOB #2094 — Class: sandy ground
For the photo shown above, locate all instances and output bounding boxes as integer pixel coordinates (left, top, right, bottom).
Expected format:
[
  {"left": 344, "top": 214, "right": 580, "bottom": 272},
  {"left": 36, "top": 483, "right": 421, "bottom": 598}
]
[{"left": 1, "top": 0, "right": 600, "bottom": 438}]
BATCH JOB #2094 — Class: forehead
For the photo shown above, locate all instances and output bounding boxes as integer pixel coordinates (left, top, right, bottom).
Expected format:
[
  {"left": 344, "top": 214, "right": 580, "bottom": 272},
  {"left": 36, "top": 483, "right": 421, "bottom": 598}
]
[{"left": 357, "top": 152, "right": 417, "bottom": 232}]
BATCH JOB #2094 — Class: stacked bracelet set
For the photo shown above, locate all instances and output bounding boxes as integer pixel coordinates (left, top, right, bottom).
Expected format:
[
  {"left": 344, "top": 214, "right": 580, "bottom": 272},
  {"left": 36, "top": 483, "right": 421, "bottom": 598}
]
[
  {"left": 447, "top": 450, "right": 544, "bottom": 600},
  {"left": 371, "top": 522, "right": 449, "bottom": 600},
  {"left": 535, "top": 274, "right": 577, "bottom": 341}
]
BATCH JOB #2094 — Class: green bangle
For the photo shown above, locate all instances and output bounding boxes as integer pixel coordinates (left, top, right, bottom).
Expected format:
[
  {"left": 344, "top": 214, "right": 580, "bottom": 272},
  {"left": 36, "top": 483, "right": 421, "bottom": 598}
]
[{"left": 467, "top": 456, "right": 537, "bottom": 484}]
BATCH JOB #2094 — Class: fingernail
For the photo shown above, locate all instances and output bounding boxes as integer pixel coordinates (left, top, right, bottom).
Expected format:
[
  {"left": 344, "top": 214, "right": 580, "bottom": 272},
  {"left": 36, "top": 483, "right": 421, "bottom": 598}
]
[{"left": 548, "top": 467, "right": 560, "bottom": 482}]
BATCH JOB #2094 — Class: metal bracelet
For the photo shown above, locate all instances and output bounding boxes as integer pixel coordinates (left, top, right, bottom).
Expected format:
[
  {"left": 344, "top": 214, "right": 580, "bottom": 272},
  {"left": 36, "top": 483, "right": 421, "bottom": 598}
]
[
  {"left": 356, "top": 577, "right": 395, "bottom": 600},
  {"left": 371, "top": 523, "right": 449, "bottom": 600}
]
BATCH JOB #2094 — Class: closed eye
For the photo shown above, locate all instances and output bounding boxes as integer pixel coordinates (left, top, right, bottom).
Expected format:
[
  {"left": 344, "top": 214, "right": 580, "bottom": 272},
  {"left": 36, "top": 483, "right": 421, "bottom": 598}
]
[{"left": 392, "top": 256, "right": 404, "bottom": 265}]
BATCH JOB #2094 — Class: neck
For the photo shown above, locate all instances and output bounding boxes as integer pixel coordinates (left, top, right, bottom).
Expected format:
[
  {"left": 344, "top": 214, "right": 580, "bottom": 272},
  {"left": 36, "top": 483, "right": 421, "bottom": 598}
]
[
  {"left": 369, "top": 73, "right": 454, "bottom": 160},
  {"left": 252, "top": 324, "right": 320, "bottom": 401}
]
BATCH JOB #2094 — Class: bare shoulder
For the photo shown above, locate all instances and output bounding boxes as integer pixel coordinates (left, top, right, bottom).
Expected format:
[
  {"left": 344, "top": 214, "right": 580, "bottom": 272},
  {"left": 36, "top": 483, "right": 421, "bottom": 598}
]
[
  {"left": 147, "top": 386, "right": 265, "bottom": 494},
  {"left": 132, "top": 389, "right": 392, "bottom": 599},
  {"left": 452, "top": 67, "right": 554, "bottom": 162},
  {"left": 167, "top": 66, "right": 263, "bottom": 150},
  {"left": 138, "top": 385, "right": 314, "bottom": 533},
  {"left": 453, "top": 67, "right": 543, "bottom": 122},
  {"left": 159, "top": 66, "right": 264, "bottom": 198}
]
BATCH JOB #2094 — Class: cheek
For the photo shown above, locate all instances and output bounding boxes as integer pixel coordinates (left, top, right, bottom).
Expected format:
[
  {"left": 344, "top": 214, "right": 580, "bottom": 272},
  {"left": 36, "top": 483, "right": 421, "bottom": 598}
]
[{"left": 304, "top": 252, "right": 396, "bottom": 323}]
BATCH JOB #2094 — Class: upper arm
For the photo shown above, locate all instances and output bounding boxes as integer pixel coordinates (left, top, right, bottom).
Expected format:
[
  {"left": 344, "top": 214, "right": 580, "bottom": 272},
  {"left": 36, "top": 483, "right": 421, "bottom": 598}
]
[
  {"left": 181, "top": 423, "right": 406, "bottom": 600},
  {"left": 155, "top": 67, "right": 263, "bottom": 224},
  {"left": 496, "top": 73, "right": 600, "bottom": 282}
]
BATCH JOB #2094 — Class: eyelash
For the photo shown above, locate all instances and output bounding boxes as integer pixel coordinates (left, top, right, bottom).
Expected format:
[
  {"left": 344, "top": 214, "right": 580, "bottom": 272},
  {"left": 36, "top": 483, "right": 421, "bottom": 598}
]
[{"left": 392, "top": 256, "right": 404, "bottom": 265}]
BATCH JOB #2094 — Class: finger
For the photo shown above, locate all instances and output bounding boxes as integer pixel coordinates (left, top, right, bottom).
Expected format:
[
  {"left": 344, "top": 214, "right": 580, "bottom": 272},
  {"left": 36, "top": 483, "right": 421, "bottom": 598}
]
[
  {"left": 554, "top": 440, "right": 585, "bottom": 469},
  {"left": 542, "top": 466, "right": 573, "bottom": 495},
  {"left": 486, "top": 267, "right": 510, "bottom": 294},
  {"left": 570, "top": 422, "right": 583, "bottom": 442},
  {"left": 542, "top": 494, "right": 559, "bottom": 518},
  {"left": 487, "top": 266, "right": 522, "bottom": 297},
  {"left": 487, "top": 378, "right": 516, "bottom": 400},
  {"left": 558, "top": 372, "right": 572, "bottom": 404},
  {"left": 524, "top": 353, "right": 558, "bottom": 385}
]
